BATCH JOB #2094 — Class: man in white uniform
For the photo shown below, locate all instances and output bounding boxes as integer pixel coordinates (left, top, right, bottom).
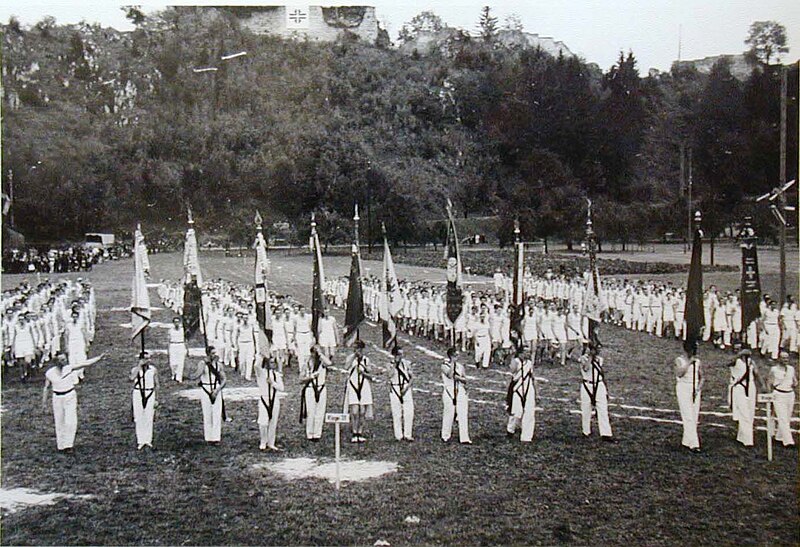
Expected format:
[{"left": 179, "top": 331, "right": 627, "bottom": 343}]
[
  {"left": 130, "top": 353, "right": 159, "bottom": 450},
  {"left": 441, "top": 347, "right": 471, "bottom": 444},
  {"left": 506, "top": 346, "right": 536, "bottom": 442},
  {"left": 187, "top": 347, "right": 227, "bottom": 445},
  {"left": 728, "top": 346, "right": 756, "bottom": 447},
  {"left": 388, "top": 346, "right": 414, "bottom": 442},
  {"left": 579, "top": 344, "right": 613, "bottom": 440},
  {"left": 255, "top": 355, "right": 285, "bottom": 450},
  {"left": 472, "top": 309, "right": 491, "bottom": 369},
  {"left": 42, "top": 352, "right": 101, "bottom": 451},
  {"left": 167, "top": 317, "right": 187, "bottom": 382},
  {"left": 675, "top": 345, "right": 703, "bottom": 452},
  {"left": 300, "top": 345, "right": 330, "bottom": 441}
]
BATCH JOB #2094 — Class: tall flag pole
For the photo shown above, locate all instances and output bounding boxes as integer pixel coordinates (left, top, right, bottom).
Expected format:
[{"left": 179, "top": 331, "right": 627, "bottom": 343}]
[
  {"left": 511, "top": 218, "right": 525, "bottom": 346},
  {"left": 183, "top": 208, "right": 203, "bottom": 286},
  {"left": 343, "top": 212, "right": 365, "bottom": 347},
  {"left": 354, "top": 203, "right": 363, "bottom": 272},
  {"left": 182, "top": 208, "right": 206, "bottom": 347},
  {"left": 581, "top": 199, "right": 606, "bottom": 348},
  {"left": 254, "top": 211, "right": 273, "bottom": 343},
  {"left": 444, "top": 199, "right": 464, "bottom": 329},
  {"left": 310, "top": 213, "right": 327, "bottom": 347},
  {"left": 380, "top": 223, "right": 403, "bottom": 349},
  {"left": 684, "top": 210, "right": 705, "bottom": 356},
  {"left": 739, "top": 216, "right": 761, "bottom": 348},
  {"left": 130, "top": 223, "right": 151, "bottom": 356}
]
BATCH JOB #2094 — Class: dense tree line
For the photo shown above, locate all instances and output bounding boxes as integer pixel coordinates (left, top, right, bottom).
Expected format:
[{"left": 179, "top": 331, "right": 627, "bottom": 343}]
[{"left": 1, "top": 8, "right": 796, "bottom": 247}]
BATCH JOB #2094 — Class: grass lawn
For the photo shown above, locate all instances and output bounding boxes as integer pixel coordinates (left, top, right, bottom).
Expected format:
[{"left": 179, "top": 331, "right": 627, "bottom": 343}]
[{"left": 1, "top": 252, "right": 797, "bottom": 545}]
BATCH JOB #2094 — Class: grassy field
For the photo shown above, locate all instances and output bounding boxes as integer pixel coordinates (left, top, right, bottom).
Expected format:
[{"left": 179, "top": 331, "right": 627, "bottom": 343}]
[{"left": 1, "top": 252, "right": 798, "bottom": 545}]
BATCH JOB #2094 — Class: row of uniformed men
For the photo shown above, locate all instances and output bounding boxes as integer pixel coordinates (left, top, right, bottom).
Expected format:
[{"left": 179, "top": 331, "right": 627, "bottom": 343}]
[
  {"left": 2, "top": 279, "right": 96, "bottom": 381},
  {"left": 332, "top": 269, "right": 800, "bottom": 362},
  {"left": 157, "top": 280, "right": 342, "bottom": 384},
  {"left": 45, "top": 330, "right": 797, "bottom": 455}
]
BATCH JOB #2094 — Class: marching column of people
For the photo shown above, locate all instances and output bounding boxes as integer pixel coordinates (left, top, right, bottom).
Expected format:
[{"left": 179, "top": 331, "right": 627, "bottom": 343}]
[{"left": 27, "top": 275, "right": 795, "bottom": 456}]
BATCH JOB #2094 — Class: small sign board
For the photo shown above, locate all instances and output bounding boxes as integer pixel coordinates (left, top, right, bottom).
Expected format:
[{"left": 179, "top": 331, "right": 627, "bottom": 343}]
[
  {"left": 757, "top": 393, "right": 775, "bottom": 403},
  {"left": 325, "top": 413, "right": 350, "bottom": 424}
]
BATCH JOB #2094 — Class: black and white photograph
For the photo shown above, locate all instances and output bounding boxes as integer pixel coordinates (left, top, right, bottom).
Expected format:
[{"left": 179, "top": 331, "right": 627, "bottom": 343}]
[{"left": 1, "top": 1, "right": 798, "bottom": 544}]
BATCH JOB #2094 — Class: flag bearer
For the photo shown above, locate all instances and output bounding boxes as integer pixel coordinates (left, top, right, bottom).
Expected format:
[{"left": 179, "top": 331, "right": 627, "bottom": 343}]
[
  {"left": 130, "top": 353, "right": 159, "bottom": 450},
  {"left": 255, "top": 355, "right": 284, "bottom": 450},
  {"left": 579, "top": 344, "right": 614, "bottom": 440},
  {"left": 675, "top": 343, "right": 703, "bottom": 452},
  {"left": 344, "top": 340, "right": 374, "bottom": 443},
  {"left": 506, "top": 346, "right": 536, "bottom": 442},
  {"left": 188, "top": 346, "right": 226, "bottom": 445},
  {"left": 388, "top": 346, "right": 414, "bottom": 441},
  {"left": 441, "top": 347, "right": 471, "bottom": 444},
  {"left": 300, "top": 345, "right": 330, "bottom": 441}
]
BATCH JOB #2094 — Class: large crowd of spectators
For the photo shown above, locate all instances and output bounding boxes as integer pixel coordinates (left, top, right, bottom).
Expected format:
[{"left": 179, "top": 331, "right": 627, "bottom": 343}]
[{"left": 1, "top": 245, "right": 130, "bottom": 274}]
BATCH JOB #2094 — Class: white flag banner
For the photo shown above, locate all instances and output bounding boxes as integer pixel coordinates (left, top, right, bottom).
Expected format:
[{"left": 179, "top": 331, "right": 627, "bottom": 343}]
[{"left": 285, "top": 6, "right": 310, "bottom": 29}]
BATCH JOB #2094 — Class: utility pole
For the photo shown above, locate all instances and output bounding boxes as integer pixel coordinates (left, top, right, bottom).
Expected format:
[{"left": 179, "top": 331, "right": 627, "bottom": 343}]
[
  {"left": 779, "top": 65, "right": 787, "bottom": 305},
  {"left": 687, "top": 147, "right": 693, "bottom": 253},
  {"left": 7, "top": 169, "right": 14, "bottom": 228},
  {"left": 680, "top": 143, "right": 686, "bottom": 252}
]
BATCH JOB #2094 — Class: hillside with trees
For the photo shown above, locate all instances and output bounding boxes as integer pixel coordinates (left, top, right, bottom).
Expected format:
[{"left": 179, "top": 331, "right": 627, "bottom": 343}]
[{"left": 1, "top": 7, "right": 797, "bottom": 246}]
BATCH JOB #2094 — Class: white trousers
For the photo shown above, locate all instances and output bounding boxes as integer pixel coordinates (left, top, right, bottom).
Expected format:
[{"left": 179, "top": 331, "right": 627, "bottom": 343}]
[
  {"left": 731, "top": 386, "right": 755, "bottom": 446},
  {"left": 474, "top": 336, "right": 490, "bottom": 368},
  {"left": 763, "top": 326, "right": 780, "bottom": 359},
  {"left": 132, "top": 392, "right": 155, "bottom": 446},
  {"left": 676, "top": 383, "right": 701, "bottom": 449},
  {"left": 238, "top": 343, "right": 255, "bottom": 380},
  {"left": 581, "top": 382, "right": 612, "bottom": 437},
  {"left": 507, "top": 390, "right": 536, "bottom": 442},
  {"left": 52, "top": 392, "right": 77, "bottom": 450},
  {"left": 200, "top": 394, "right": 223, "bottom": 442},
  {"left": 442, "top": 389, "right": 470, "bottom": 442},
  {"left": 169, "top": 344, "right": 186, "bottom": 382},
  {"left": 304, "top": 388, "right": 327, "bottom": 439},
  {"left": 389, "top": 390, "right": 414, "bottom": 440},
  {"left": 258, "top": 398, "right": 281, "bottom": 448},
  {"left": 773, "top": 391, "right": 796, "bottom": 446}
]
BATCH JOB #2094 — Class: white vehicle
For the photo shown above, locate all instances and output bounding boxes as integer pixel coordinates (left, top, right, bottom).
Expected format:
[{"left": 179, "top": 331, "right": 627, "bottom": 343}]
[{"left": 85, "top": 233, "right": 115, "bottom": 249}]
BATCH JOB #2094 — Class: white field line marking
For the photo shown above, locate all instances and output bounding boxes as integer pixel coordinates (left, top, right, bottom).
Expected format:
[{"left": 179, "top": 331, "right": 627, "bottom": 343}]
[
  {"left": 612, "top": 403, "right": 800, "bottom": 423},
  {"left": 0, "top": 488, "right": 93, "bottom": 514},
  {"left": 253, "top": 457, "right": 397, "bottom": 484},
  {"left": 118, "top": 321, "right": 171, "bottom": 328},
  {"left": 150, "top": 347, "right": 207, "bottom": 357}
]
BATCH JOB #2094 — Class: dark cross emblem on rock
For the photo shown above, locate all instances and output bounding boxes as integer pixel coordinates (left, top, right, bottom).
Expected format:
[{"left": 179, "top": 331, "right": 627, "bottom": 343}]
[{"left": 288, "top": 9, "right": 308, "bottom": 24}]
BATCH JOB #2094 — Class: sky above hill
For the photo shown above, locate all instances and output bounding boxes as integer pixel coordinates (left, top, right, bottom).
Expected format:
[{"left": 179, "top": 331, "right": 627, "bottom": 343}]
[{"left": 2, "top": 1, "right": 798, "bottom": 72}]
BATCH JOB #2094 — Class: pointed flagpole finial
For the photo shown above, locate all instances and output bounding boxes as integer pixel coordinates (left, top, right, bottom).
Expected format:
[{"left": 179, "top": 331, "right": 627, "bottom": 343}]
[
  {"left": 187, "top": 208, "right": 194, "bottom": 225},
  {"left": 137, "top": 222, "right": 142, "bottom": 232},
  {"left": 381, "top": 221, "right": 387, "bottom": 237},
  {"left": 311, "top": 211, "right": 317, "bottom": 229},
  {"left": 514, "top": 218, "right": 520, "bottom": 243},
  {"left": 354, "top": 203, "right": 360, "bottom": 222},
  {"left": 693, "top": 210, "right": 702, "bottom": 224},
  {"left": 255, "top": 210, "right": 263, "bottom": 230}
]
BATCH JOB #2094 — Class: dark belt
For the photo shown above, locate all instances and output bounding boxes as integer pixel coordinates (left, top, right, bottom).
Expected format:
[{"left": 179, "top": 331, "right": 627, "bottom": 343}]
[{"left": 54, "top": 388, "right": 75, "bottom": 396}]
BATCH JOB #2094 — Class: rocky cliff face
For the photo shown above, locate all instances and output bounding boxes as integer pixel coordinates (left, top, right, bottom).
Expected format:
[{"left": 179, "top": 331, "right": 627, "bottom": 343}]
[{"left": 223, "top": 5, "right": 380, "bottom": 44}]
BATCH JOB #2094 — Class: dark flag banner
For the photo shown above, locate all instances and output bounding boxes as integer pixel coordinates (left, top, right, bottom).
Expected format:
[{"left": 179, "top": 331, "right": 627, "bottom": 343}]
[
  {"left": 581, "top": 204, "right": 606, "bottom": 348},
  {"left": 343, "top": 244, "right": 365, "bottom": 346},
  {"left": 182, "top": 279, "right": 203, "bottom": 341},
  {"left": 740, "top": 223, "right": 761, "bottom": 345},
  {"left": 444, "top": 200, "right": 464, "bottom": 325},
  {"left": 511, "top": 225, "right": 525, "bottom": 342},
  {"left": 310, "top": 217, "right": 326, "bottom": 344},
  {"left": 684, "top": 215, "right": 705, "bottom": 354},
  {"left": 254, "top": 213, "right": 273, "bottom": 341}
]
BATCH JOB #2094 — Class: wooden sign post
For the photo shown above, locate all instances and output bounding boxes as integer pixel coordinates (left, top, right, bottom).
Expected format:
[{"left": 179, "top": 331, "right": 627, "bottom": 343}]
[
  {"left": 758, "top": 393, "right": 775, "bottom": 461},
  {"left": 325, "top": 413, "right": 350, "bottom": 490}
]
